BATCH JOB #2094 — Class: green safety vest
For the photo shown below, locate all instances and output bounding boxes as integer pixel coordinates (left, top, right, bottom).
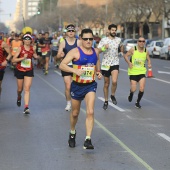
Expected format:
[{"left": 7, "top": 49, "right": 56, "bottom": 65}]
[{"left": 128, "top": 46, "right": 147, "bottom": 75}]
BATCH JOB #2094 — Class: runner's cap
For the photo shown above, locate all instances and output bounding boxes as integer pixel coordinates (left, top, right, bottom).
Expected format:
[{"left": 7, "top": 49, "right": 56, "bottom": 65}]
[
  {"left": 15, "top": 33, "right": 19, "bottom": 37},
  {"left": 66, "top": 24, "right": 75, "bottom": 31},
  {"left": 23, "top": 34, "right": 32, "bottom": 40}
]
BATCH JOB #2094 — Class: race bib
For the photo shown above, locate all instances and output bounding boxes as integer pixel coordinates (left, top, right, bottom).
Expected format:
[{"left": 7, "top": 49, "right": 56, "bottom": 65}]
[
  {"left": 13, "top": 47, "right": 18, "bottom": 52},
  {"left": 80, "top": 66, "right": 95, "bottom": 81},
  {"left": 134, "top": 59, "right": 144, "bottom": 68},
  {"left": 38, "top": 48, "right": 41, "bottom": 52},
  {"left": 68, "top": 61, "right": 72, "bottom": 66},
  {"left": 101, "top": 65, "right": 110, "bottom": 71},
  {"left": 53, "top": 42, "right": 58, "bottom": 46},
  {"left": 42, "top": 51, "right": 47, "bottom": 55},
  {"left": 21, "top": 59, "right": 31, "bottom": 68}
]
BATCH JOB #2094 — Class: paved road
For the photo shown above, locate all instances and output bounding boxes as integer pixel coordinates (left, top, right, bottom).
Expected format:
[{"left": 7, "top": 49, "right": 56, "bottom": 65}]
[{"left": 0, "top": 57, "right": 170, "bottom": 170}]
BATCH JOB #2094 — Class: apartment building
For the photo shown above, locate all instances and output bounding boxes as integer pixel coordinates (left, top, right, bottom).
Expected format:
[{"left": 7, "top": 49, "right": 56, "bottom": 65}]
[{"left": 14, "top": 0, "right": 39, "bottom": 21}]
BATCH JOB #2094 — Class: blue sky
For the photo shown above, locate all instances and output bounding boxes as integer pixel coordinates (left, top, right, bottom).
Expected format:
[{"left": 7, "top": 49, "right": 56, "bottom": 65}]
[{"left": 0, "top": 0, "right": 17, "bottom": 23}]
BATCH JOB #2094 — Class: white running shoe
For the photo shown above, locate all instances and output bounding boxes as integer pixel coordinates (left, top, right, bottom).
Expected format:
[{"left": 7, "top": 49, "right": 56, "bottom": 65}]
[{"left": 65, "top": 104, "right": 71, "bottom": 111}]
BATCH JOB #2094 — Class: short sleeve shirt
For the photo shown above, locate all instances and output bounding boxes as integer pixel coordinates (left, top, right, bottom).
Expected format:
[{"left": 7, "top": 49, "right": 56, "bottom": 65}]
[{"left": 98, "top": 37, "right": 121, "bottom": 66}]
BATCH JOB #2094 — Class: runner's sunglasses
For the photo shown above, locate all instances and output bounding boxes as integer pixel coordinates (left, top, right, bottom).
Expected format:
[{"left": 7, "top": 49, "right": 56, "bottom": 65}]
[
  {"left": 138, "top": 40, "right": 145, "bottom": 43},
  {"left": 67, "top": 30, "right": 75, "bottom": 32},
  {"left": 82, "top": 38, "right": 94, "bottom": 41}
]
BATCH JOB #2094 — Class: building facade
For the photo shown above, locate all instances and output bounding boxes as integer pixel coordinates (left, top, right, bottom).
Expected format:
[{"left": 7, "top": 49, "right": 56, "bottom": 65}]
[{"left": 14, "top": 0, "right": 39, "bottom": 21}]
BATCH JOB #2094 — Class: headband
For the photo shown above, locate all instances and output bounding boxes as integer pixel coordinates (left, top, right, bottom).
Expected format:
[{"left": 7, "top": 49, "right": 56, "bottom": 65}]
[
  {"left": 66, "top": 26, "right": 75, "bottom": 31},
  {"left": 23, "top": 34, "right": 32, "bottom": 40}
]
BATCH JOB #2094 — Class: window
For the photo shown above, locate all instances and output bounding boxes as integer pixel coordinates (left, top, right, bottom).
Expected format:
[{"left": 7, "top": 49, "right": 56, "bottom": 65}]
[{"left": 156, "top": 42, "right": 163, "bottom": 47}]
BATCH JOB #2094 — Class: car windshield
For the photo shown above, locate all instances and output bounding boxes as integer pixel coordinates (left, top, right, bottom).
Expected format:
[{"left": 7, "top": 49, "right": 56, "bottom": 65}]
[
  {"left": 127, "top": 40, "right": 137, "bottom": 44},
  {"left": 156, "top": 42, "right": 163, "bottom": 47}
]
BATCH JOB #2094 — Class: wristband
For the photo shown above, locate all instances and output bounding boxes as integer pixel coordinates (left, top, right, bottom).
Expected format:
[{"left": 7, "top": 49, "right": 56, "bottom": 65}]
[
  {"left": 96, "top": 70, "right": 101, "bottom": 75},
  {"left": 101, "top": 46, "right": 106, "bottom": 52}
]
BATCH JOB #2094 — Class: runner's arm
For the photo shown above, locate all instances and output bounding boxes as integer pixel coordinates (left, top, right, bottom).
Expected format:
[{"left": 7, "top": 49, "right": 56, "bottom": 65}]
[
  {"left": 56, "top": 41, "right": 65, "bottom": 59},
  {"left": 95, "top": 48, "right": 102, "bottom": 79},
  {"left": 12, "top": 47, "right": 27, "bottom": 63},
  {"left": 124, "top": 48, "right": 134, "bottom": 69},
  {"left": 1, "top": 42, "right": 12, "bottom": 66},
  {"left": 97, "top": 38, "right": 109, "bottom": 53},
  {"left": 59, "top": 48, "right": 85, "bottom": 76},
  {"left": 146, "top": 51, "right": 152, "bottom": 68},
  {"left": 33, "top": 49, "right": 39, "bottom": 59},
  {"left": 3, "top": 42, "right": 12, "bottom": 61}
]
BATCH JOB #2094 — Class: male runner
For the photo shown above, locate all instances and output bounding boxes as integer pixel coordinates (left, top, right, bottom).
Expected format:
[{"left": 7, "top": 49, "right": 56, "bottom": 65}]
[
  {"left": 60, "top": 28, "right": 102, "bottom": 149},
  {"left": 57, "top": 24, "right": 81, "bottom": 111}
]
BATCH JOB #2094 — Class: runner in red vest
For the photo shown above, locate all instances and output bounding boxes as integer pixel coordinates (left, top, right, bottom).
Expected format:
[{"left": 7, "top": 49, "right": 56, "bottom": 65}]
[
  {"left": 12, "top": 34, "right": 39, "bottom": 114},
  {"left": 0, "top": 40, "right": 11, "bottom": 96}
]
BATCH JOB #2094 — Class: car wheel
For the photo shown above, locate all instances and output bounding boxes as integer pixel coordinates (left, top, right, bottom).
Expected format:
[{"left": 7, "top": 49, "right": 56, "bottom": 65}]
[
  {"left": 152, "top": 53, "right": 155, "bottom": 58},
  {"left": 165, "top": 53, "right": 168, "bottom": 60}
]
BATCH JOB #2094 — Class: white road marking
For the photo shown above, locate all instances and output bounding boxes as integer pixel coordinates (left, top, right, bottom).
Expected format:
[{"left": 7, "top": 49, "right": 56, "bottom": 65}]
[
  {"left": 158, "top": 71, "right": 170, "bottom": 75},
  {"left": 152, "top": 78, "right": 170, "bottom": 84},
  {"left": 120, "top": 68, "right": 170, "bottom": 84},
  {"left": 98, "top": 97, "right": 125, "bottom": 112},
  {"left": 157, "top": 133, "right": 170, "bottom": 143},
  {"left": 120, "top": 68, "right": 127, "bottom": 72},
  {"left": 36, "top": 73, "right": 153, "bottom": 170},
  {"left": 54, "top": 70, "right": 61, "bottom": 76},
  {"left": 164, "top": 66, "right": 170, "bottom": 69}
]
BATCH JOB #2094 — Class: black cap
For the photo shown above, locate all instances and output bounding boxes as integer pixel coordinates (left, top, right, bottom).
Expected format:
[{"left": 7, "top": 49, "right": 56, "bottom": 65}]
[
  {"left": 66, "top": 24, "right": 75, "bottom": 31},
  {"left": 15, "top": 33, "right": 19, "bottom": 37}
]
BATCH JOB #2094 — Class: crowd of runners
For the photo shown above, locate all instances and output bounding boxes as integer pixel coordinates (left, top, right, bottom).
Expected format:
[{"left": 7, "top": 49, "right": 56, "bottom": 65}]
[{"left": 0, "top": 23, "right": 151, "bottom": 150}]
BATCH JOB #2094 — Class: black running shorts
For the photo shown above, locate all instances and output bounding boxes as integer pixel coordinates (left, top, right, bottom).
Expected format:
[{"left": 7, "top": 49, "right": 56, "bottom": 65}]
[{"left": 15, "top": 69, "right": 34, "bottom": 79}]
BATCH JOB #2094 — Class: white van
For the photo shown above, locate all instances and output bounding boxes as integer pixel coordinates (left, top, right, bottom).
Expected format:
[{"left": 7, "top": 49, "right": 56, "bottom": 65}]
[{"left": 160, "top": 38, "right": 170, "bottom": 60}]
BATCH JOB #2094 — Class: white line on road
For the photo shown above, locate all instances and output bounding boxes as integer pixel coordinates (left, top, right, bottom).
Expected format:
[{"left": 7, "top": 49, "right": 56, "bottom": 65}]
[
  {"left": 157, "top": 133, "right": 170, "bottom": 143},
  {"left": 152, "top": 78, "right": 170, "bottom": 84},
  {"left": 120, "top": 68, "right": 170, "bottom": 84},
  {"left": 158, "top": 71, "right": 170, "bottom": 75},
  {"left": 98, "top": 97, "right": 125, "bottom": 112},
  {"left": 164, "top": 66, "right": 170, "bottom": 69},
  {"left": 36, "top": 73, "right": 153, "bottom": 170},
  {"left": 54, "top": 70, "right": 61, "bottom": 76},
  {"left": 120, "top": 68, "right": 127, "bottom": 72}
]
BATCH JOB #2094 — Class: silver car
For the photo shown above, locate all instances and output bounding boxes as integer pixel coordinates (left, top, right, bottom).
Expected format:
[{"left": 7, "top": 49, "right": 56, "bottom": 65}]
[
  {"left": 123, "top": 39, "right": 137, "bottom": 53},
  {"left": 146, "top": 40, "right": 163, "bottom": 58}
]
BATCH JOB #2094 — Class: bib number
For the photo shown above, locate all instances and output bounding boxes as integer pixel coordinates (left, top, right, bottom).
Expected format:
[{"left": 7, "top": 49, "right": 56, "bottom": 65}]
[
  {"left": 80, "top": 66, "right": 95, "bottom": 81},
  {"left": 134, "top": 59, "right": 144, "bottom": 68},
  {"left": 101, "top": 65, "right": 110, "bottom": 71},
  {"left": 21, "top": 59, "right": 31, "bottom": 68},
  {"left": 38, "top": 48, "right": 41, "bottom": 52},
  {"left": 53, "top": 42, "right": 58, "bottom": 46},
  {"left": 13, "top": 47, "right": 18, "bottom": 52},
  {"left": 42, "top": 51, "right": 47, "bottom": 55},
  {"left": 68, "top": 61, "right": 72, "bottom": 66}
]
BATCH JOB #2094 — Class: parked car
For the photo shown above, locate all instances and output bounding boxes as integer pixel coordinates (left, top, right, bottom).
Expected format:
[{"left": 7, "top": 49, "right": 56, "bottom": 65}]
[
  {"left": 146, "top": 40, "right": 163, "bottom": 58},
  {"left": 145, "top": 39, "right": 153, "bottom": 47},
  {"left": 123, "top": 39, "right": 137, "bottom": 53},
  {"left": 160, "top": 38, "right": 170, "bottom": 60}
]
